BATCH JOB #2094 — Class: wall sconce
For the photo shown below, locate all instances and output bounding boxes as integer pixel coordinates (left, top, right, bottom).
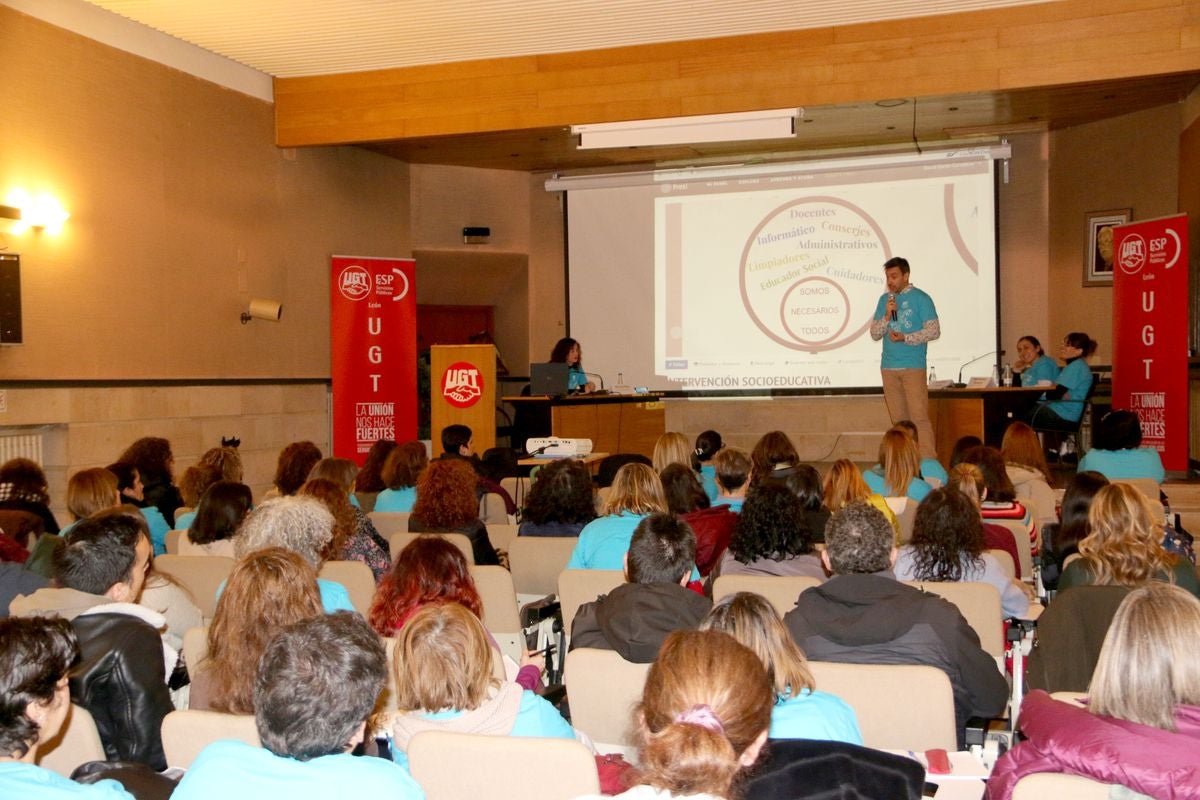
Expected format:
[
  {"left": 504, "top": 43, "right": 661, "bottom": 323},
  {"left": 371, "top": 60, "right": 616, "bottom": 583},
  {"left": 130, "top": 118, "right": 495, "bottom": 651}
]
[
  {"left": 1, "top": 191, "right": 70, "bottom": 235},
  {"left": 241, "top": 298, "right": 283, "bottom": 324}
]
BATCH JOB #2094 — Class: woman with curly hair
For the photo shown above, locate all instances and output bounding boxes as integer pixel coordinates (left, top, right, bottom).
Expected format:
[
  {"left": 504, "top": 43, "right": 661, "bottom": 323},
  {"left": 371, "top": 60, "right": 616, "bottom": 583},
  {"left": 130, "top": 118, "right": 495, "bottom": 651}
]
[
  {"left": 171, "top": 464, "right": 222, "bottom": 532},
  {"left": 369, "top": 535, "right": 483, "bottom": 635},
  {"left": 117, "top": 437, "right": 181, "bottom": 525},
  {"left": 198, "top": 446, "right": 244, "bottom": 484},
  {"left": 299, "top": 478, "right": 390, "bottom": 581},
  {"left": 893, "top": 486, "right": 1031, "bottom": 617},
  {"left": 375, "top": 441, "right": 428, "bottom": 513},
  {"left": 0, "top": 458, "right": 58, "bottom": 535},
  {"left": 749, "top": 430, "right": 800, "bottom": 488},
  {"left": 190, "top": 548, "right": 323, "bottom": 713},
  {"left": 1059, "top": 483, "right": 1200, "bottom": 597},
  {"left": 700, "top": 592, "right": 861, "bottom": 744},
  {"left": 234, "top": 495, "right": 354, "bottom": 612},
  {"left": 821, "top": 459, "right": 898, "bottom": 537},
  {"left": 272, "top": 441, "right": 322, "bottom": 497},
  {"left": 517, "top": 458, "right": 596, "bottom": 537},
  {"left": 181, "top": 481, "right": 252, "bottom": 557},
  {"left": 716, "top": 482, "right": 824, "bottom": 580},
  {"left": 567, "top": 462, "right": 672, "bottom": 572},
  {"left": 661, "top": 463, "right": 736, "bottom": 577},
  {"left": 407, "top": 459, "right": 498, "bottom": 566},
  {"left": 862, "top": 429, "right": 931, "bottom": 501}
]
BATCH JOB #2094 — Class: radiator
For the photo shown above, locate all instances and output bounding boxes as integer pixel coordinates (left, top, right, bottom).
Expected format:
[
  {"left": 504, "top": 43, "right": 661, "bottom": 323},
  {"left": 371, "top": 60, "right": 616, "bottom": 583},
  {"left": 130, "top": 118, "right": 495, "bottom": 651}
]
[{"left": 0, "top": 433, "right": 43, "bottom": 465}]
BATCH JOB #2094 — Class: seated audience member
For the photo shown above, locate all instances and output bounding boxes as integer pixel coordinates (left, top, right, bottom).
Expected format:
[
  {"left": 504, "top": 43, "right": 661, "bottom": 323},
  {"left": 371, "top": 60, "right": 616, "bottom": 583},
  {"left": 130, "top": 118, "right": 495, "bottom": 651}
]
[
  {"left": 517, "top": 458, "right": 596, "bottom": 537},
  {"left": 116, "top": 436, "right": 182, "bottom": 527},
  {"left": 710, "top": 446, "right": 751, "bottom": 512},
  {"left": 10, "top": 515, "right": 172, "bottom": 770},
  {"left": 272, "top": 441, "right": 323, "bottom": 497},
  {"left": 61, "top": 468, "right": 119, "bottom": 539},
  {"left": 438, "top": 424, "right": 516, "bottom": 515},
  {"left": 717, "top": 482, "right": 825, "bottom": 581},
  {"left": 1011, "top": 334, "right": 1061, "bottom": 387},
  {"left": 948, "top": 464, "right": 1024, "bottom": 579},
  {"left": 862, "top": 429, "right": 932, "bottom": 502},
  {"left": 988, "top": 583, "right": 1200, "bottom": 799},
  {"left": 694, "top": 429, "right": 724, "bottom": 502},
  {"left": 374, "top": 441, "right": 427, "bottom": 513},
  {"left": 652, "top": 431, "right": 693, "bottom": 474},
  {"left": 1058, "top": 482, "right": 1200, "bottom": 598},
  {"left": 822, "top": 458, "right": 899, "bottom": 537},
  {"left": 570, "top": 514, "right": 711, "bottom": 662},
  {"left": 575, "top": 629, "right": 773, "bottom": 800},
  {"left": 784, "top": 502, "right": 1007, "bottom": 743},
  {"left": 701, "top": 592, "right": 861, "bottom": 744},
  {"left": 1000, "top": 421, "right": 1058, "bottom": 527},
  {"left": 1078, "top": 409, "right": 1167, "bottom": 483},
  {"left": 308, "top": 458, "right": 389, "bottom": 550},
  {"left": 181, "top": 480, "right": 252, "bottom": 557},
  {"left": 0, "top": 616, "right": 135, "bottom": 800},
  {"left": 892, "top": 420, "right": 948, "bottom": 486},
  {"left": 190, "top": 548, "right": 323, "bottom": 713},
  {"left": 567, "top": 463, "right": 668, "bottom": 571},
  {"left": 893, "top": 487, "right": 1031, "bottom": 618},
  {"left": 1039, "top": 470, "right": 1108, "bottom": 590},
  {"left": 949, "top": 435, "right": 983, "bottom": 469},
  {"left": 354, "top": 439, "right": 398, "bottom": 511},
  {"left": 961, "top": 445, "right": 1036, "bottom": 551},
  {"left": 369, "top": 535, "right": 484, "bottom": 636},
  {"left": 234, "top": 496, "right": 355, "bottom": 612},
  {"left": 172, "top": 463, "right": 221, "bottom": 530},
  {"left": 0, "top": 457, "right": 59, "bottom": 535},
  {"left": 387, "top": 603, "right": 573, "bottom": 771},
  {"left": 407, "top": 459, "right": 499, "bottom": 566},
  {"left": 749, "top": 430, "right": 801, "bottom": 488},
  {"left": 198, "top": 445, "right": 244, "bottom": 484},
  {"left": 106, "top": 462, "right": 171, "bottom": 556},
  {"left": 175, "top": 613, "right": 423, "bottom": 800},
  {"left": 660, "top": 464, "right": 736, "bottom": 576},
  {"left": 779, "top": 465, "right": 831, "bottom": 543},
  {"left": 1024, "top": 583, "right": 1133, "bottom": 695},
  {"left": 300, "top": 479, "right": 390, "bottom": 581}
]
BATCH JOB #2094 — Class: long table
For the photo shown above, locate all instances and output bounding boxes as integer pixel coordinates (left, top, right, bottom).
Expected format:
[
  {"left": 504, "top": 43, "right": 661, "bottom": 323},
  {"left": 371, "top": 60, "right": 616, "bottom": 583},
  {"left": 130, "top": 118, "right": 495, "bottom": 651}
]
[
  {"left": 504, "top": 394, "right": 665, "bottom": 459},
  {"left": 928, "top": 386, "right": 1045, "bottom": 465}
]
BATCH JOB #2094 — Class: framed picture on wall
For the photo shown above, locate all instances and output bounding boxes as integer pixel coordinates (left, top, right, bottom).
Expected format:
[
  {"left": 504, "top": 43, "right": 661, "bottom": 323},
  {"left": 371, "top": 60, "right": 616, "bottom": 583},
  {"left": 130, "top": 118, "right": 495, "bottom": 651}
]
[{"left": 1084, "top": 208, "right": 1131, "bottom": 286}]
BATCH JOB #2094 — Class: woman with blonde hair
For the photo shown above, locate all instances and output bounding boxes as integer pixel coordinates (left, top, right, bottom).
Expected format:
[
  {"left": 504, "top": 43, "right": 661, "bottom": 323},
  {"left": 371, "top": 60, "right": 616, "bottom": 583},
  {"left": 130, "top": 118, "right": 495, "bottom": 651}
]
[
  {"left": 987, "top": 583, "right": 1200, "bottom": 798},
  {"left": 822, "top": 459, "right": 898, "bottom": 535},
  {"left": 700, "top": 593, "right": 861, "bottom": 744},
  {"left": 653, "top": 431, "right": 693, "bottom": 474},
  {"left": 578, "top": 629, "right": 773, "bottom": 800},
  {"left": 566, "top": 462, "right": 670, "bottom": 571},
  {"left": 1000, "top": 421, "right": 1056, "bottom": 527},
  {"left": 1058, "top": 482, "right": 1199, "bottom": 597},
  {"left": 387, "top": 602, "right": 573, "bottom": 771},
  {"left": 190, "top": 548, "right": 324, "bottom": 713},
  {"left": 862, "top": 429, "right": 931, "bottom": 501}
]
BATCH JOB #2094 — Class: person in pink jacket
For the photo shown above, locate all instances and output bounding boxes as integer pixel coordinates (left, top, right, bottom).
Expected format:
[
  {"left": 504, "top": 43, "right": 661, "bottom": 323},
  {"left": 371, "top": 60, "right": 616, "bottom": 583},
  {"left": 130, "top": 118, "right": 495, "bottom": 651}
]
[{"left": 987, "top": 583, "right": 1200, "bottom": 799}]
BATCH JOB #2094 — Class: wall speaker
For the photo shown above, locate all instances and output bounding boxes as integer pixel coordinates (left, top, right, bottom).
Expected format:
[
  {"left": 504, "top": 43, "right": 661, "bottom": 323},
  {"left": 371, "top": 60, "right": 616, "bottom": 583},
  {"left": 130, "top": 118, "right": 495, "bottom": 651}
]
[{"left": 0, "top": 254, "right": 20, "bottom": 345}]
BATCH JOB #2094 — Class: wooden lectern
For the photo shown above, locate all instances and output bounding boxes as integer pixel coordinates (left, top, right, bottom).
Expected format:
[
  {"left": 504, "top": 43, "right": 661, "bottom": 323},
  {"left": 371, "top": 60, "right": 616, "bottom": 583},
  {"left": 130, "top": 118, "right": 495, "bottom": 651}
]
[{"left": 430, "top": 344, "right": 498, "bottom": 454}]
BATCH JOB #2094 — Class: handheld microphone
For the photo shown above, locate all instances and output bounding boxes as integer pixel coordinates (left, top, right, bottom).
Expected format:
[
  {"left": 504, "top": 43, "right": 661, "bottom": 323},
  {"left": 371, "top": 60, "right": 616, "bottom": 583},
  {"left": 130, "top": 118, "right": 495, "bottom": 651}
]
[
  {"left": 952, "top": 349, "right": 1005, "bottom": 388},
  {"left": 889, "top": 294, "right": 897, "bottom": 321}
]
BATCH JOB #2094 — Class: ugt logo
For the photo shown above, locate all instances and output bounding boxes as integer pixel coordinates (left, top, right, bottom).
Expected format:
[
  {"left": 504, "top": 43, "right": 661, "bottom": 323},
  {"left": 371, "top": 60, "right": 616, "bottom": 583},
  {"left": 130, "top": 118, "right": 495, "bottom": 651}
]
[
  {"left": 338, "top": 266, "right": 372, "bottom": 300},
  {"left": 1118, "top": 235, "right": 1146, "bottom": 275},
  {"left": 442, "top": 362, "right": 484, "bottom": 408}
]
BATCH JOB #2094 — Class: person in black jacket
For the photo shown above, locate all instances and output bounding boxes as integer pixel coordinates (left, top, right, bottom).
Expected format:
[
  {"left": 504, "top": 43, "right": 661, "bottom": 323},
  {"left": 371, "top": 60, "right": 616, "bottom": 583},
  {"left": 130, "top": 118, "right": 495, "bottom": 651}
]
[{"left": 570, "top": 513, "right": 711, "bottom": 663}]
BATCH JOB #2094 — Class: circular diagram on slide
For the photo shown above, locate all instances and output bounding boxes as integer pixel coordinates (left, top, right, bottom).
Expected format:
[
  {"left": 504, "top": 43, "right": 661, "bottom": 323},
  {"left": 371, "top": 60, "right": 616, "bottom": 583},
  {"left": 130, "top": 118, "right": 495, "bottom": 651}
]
[{"left": 739, "top": 197, "right": 890, "bottom": 352}]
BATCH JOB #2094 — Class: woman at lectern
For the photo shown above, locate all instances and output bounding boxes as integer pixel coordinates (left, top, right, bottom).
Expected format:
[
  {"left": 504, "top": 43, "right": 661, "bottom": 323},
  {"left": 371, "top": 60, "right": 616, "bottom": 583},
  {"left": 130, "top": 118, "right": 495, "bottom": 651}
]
[{"left": 549, "top": 337, "right": 594, "bottom": 394}]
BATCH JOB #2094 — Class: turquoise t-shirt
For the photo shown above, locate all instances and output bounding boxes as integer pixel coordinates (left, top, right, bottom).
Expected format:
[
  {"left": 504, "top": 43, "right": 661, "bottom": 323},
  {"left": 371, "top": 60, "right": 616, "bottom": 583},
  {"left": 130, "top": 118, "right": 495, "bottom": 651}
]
[
  {"left": 874, "top": 285, "right": 938, "bottom": 369},
  {"left": 1021, "top": 355, "right": 1060, "bottom": 386},
  {"left": 174, "top": 739, "right": 424, "bottom": 800},
  {"left": 1043, "top": 358, "right": 1092, "bottom": 422},
  {"left": 862, "top": 467, "right": 932, "bottom": 501},
  {"left": 1077, "top": 447, "right": 1166, "bottom": 483},
  {"left": 218, "top": 578, "right": 354, "bottom": 614},
  {"left": 568, "top": 365, "right": 588, "bottom": 392},
  {"left": 174, "top": 510, "right": 196, "bottom": 531},
  {"left": 567, "top": 511, "right": 700, "bottom": 580},
  {"left": 140, "top": 506, "right": 171, "bottom": 556},
  {"left": 919, "top": 458, "right": 948, "bottom": 486},
  {"left": 390, "top": 692, "right": 575, "bottom": 771},
  {"left": 0, "top": 762, "right": 133, "bottom": 800},
  {"left": 769, "top": 688, "right": 863, "bottom": 745},
  {"left": 699, "top": 464, "right": 720, "bottom": 503},
  {"left": 375, "top": 487, "right": 417, "bottom": 512}
]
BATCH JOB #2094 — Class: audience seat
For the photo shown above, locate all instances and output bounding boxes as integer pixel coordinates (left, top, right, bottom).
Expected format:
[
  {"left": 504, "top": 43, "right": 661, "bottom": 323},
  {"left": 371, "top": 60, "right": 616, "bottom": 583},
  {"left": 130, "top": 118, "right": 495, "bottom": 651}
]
[
  {"left": 507, "top": 537, "right": 577, "bottom": 597},
  {"left": 990, "top": 520, "right": 1035, "bottom": 578},
  {"left": 469, "top": 564, "right": 523, "bottom": 663},
  {"left": 408, "top": 731, "right": 599, "bottom": 800},
  {"left": 368, "top": 511, "right": 412, "bottom": 536},
  {"left": 165, "top": 529, "right": 184, "bottom": 555},
  {"left": 487, "top": 523, "right": 520, "bottom": 556},
  {"left": 808, "top": 661, "right": 956, "bottom": 751},
  {"left": 884, "top": 497, "right": 918, "bottom": 544},
  {"left": 36, "top": 704, "right": 106, "bottom": 777},
  {"left": 480, "top": 493, "right": 509, "bottom": 526},
  {"left": 558, "top": 569, "right": 624, "bottom": 638},
  {"left": 160, "top": 709, "right": 259, "bottom": 769},
  {"left": 1026, "top": 586, "right": 1131, "bottom": 694},
  {"left": 563, "top": 647, "right": 650, "bottom": 756},
  {"left": 153, "top": 555, "right": 235, "bottom": 620},
  {"left": 183, "top": 625, "right": 208, "bottom": 676},
  {"left": 387, "top": 532, "right": 474, "bottom": 564},
  {"left": 1011, "top": 773, "right": 1114, "bottom": 799},
  {"left": 318, "top": 560, "right": 376, "bottom": 616},
  {"left": 499, "top": 476, "right": 528, "bottom": 511},
  {"left": 901, "top": 580, "right": 1004, "bottom": 658},
  {"left": 710, "top": 574, "right": 822, "bottom": 617},
  {"left": 985, "top": 549, "right": 1017, "bottom": 580}
]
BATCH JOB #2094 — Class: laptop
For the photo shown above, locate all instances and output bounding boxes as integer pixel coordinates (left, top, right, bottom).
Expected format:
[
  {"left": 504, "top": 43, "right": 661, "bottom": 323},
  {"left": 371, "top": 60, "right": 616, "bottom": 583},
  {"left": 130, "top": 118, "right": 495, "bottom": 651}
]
[{"left": 529, "top": 362, "right": 571, "bottom": 396}]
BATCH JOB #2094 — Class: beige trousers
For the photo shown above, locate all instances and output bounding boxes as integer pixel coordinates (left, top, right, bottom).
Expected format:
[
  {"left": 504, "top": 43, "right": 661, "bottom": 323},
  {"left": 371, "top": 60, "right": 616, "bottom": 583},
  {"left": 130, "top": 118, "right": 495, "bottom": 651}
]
[{"left": 881, "top": 368, "right": 937, "bottom": 460}]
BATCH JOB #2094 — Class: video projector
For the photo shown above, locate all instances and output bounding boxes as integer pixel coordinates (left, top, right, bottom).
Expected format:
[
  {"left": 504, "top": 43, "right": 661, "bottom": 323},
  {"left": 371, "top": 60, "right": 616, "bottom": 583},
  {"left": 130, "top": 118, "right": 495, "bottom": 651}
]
[{"left": 525, "top": 437, "right": 593, "bottom": 458}]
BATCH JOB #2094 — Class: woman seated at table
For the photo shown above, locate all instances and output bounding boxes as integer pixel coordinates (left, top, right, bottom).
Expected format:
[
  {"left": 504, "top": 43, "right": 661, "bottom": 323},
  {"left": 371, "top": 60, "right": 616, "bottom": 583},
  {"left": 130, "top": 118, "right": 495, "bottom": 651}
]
[
  {"left": 1030, "top": 332, "right": 1097, "bottom": 431},
  {"left": 549, "top": 337, "right": 593, "bottom": 394},
  {"left": 1012, "top": 334, "right": 1060, "bottom": 387}
]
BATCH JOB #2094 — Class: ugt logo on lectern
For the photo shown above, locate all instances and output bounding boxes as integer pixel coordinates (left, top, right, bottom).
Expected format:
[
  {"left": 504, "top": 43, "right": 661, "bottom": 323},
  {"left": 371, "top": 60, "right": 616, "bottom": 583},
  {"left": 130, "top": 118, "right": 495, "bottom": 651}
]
[{"left": 442, "top": 362, "right": 484, "bottom": 408}]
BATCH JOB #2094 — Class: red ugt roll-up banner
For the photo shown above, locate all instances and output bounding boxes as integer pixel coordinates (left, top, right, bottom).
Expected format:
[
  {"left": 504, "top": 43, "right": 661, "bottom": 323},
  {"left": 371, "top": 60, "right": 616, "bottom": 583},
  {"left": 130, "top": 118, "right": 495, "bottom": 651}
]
[
  {"left": 330, "top": 256, "right": 418, "bottom": 464},
  {"left": 1112, "top": 214, "right": 1189, "bottom": 472}
]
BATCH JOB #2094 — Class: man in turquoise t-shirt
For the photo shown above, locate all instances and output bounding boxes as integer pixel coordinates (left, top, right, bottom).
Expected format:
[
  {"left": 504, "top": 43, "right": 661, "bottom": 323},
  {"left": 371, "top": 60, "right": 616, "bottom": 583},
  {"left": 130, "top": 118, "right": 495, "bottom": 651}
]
[{"left": 870, "top": 257, "right": 940, "bottom": 460}]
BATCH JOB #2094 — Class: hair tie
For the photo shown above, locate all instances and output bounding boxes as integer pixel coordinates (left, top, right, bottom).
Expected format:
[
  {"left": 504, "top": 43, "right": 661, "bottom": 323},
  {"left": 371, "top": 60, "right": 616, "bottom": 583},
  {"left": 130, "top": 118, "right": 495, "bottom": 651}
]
[{"left": 675, "top": 704, "right": 724, "bottom": 735}]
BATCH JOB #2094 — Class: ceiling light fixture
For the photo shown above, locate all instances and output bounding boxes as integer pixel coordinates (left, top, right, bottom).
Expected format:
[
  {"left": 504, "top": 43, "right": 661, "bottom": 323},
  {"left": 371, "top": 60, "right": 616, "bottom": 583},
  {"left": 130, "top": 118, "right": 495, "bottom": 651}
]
[{"left": 572, "top": 108, "right": 801, "bottom": 150}]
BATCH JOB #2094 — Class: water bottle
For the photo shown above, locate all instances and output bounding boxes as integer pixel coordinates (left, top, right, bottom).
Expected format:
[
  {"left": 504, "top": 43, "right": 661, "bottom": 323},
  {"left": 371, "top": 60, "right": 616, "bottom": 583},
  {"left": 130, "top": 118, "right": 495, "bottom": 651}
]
[
  {"left": 990, "top": 365, "right": 1000, "bottom": 386},
  {"left": 928, "top": 366, "right": 937, "bottom": 385},
  {"left": 1002, "top": 362, "right": 1013, "bottom": 387}
]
